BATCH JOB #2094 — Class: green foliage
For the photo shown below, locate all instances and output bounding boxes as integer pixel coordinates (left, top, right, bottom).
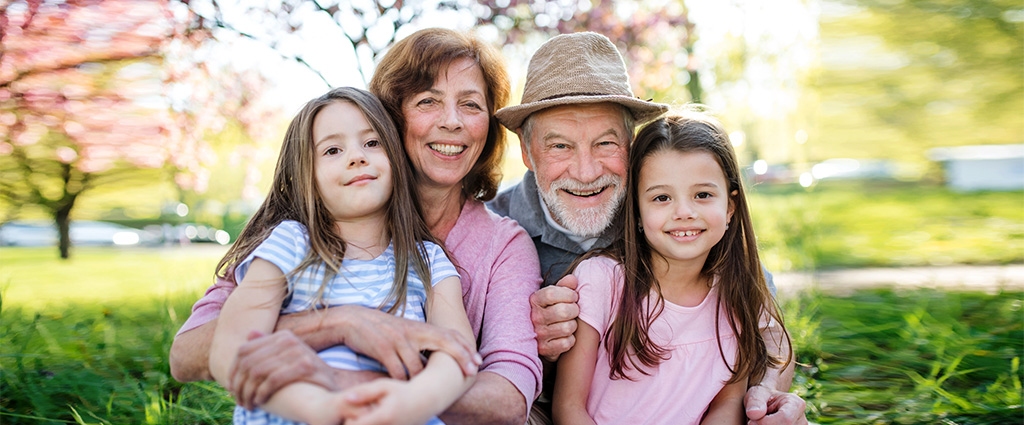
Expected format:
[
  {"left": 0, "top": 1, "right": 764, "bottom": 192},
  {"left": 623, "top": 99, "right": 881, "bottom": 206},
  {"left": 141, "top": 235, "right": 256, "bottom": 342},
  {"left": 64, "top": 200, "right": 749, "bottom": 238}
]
[
  {"left": 749, "top": 182, "right": 1024, "bottom": 270},
  {"left": 815, "top": 0, "right": 1024, "bottom": 163},
  {"left": 789, "top": 288, "right": 1024, "bottom": 423}
]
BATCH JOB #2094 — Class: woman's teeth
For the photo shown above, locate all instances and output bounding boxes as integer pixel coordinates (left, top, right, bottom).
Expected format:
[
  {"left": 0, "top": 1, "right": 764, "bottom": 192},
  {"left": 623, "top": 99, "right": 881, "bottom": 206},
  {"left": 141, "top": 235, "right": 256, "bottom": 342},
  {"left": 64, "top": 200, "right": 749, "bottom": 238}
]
[{"left": 429, "top": 143, "right": 465, "bottom": 156}]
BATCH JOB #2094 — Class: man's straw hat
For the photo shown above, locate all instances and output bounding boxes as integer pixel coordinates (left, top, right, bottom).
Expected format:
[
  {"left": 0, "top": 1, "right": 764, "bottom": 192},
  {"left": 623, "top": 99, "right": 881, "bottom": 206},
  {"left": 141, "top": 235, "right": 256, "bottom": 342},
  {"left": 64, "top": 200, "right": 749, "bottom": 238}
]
[{"left": 495, "top": 32, "right": 668, "bottom": 131}]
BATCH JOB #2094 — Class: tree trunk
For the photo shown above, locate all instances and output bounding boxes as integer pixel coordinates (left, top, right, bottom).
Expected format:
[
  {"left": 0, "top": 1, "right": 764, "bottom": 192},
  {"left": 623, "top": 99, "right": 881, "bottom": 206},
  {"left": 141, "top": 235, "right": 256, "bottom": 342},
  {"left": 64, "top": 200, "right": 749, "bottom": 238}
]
[
  {"left": 55, "top": 202, "right": 73, "bottom": 260},
  {"left": 687, "top": 68, "right": 702, "bottom": 104}
]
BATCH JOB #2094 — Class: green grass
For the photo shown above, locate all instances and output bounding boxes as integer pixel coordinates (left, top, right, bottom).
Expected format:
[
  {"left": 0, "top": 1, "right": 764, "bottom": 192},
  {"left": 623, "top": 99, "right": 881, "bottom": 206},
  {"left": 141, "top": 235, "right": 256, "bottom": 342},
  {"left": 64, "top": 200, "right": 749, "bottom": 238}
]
[
  {"left": 1, "top": 247, "right": 233, "bottom": 424},
  {"left": 787, "top": 289, "right": 1023, "bottom": 424},
  {"left": 749, "top": 182, "right": 1024, "bottom": 271},
  {"left": 2, "top": 246, "right": 1021, "bottom": 424}
]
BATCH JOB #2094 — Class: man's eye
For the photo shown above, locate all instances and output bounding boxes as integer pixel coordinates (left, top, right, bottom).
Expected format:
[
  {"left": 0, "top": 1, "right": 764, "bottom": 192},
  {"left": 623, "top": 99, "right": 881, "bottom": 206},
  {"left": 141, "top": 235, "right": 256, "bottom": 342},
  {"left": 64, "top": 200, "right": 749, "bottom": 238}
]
[{"left": 552, "top": 143, "right": 568, "bottom": 149}]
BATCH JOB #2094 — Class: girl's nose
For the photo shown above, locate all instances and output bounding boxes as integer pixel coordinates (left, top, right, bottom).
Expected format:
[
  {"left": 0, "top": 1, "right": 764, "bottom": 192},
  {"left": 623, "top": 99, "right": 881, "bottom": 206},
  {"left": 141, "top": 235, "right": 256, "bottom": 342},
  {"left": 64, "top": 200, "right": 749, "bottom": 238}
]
[
  {"left": 348, "top": 149, "right": 367, "bottom": 167},
  {"left": 674, "top": 202, "right": 698, "bottom": 220}
]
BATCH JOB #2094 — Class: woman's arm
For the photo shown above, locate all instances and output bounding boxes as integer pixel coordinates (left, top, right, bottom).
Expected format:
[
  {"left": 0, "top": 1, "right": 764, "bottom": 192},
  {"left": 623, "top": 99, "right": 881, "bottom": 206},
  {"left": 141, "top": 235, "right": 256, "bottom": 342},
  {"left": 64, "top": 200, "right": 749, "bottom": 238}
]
[
  {"left": 552, "top": 318, "right": 599, "bottom": 425},
  {"left": 209, "top": 258, "right": 363, "bottom": 425},
  {"left": 343, "top": 276, "right": 477, "bottom": 425},
  {"left": 702, "top": 376, "right": 748, "bottom": 424}
]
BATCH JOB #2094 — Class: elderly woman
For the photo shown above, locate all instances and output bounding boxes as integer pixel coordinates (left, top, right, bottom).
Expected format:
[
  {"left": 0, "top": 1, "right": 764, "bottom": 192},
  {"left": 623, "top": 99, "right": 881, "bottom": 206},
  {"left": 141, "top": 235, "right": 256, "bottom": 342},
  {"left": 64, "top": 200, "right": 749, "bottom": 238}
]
[{"left": 169, "top": 28, "right": 542, "bottom": 424}]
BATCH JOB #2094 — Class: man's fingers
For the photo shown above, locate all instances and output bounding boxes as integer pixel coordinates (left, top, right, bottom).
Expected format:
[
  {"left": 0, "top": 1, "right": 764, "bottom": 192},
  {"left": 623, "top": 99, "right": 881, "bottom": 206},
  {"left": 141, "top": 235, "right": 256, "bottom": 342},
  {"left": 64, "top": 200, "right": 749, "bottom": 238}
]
[
  {"left": 555, "top": 273, "right": 579, "bottom": 290},
  {"left": 539, "top": 334, "right": 575, "bottom": 362},
  {"left": 744, "top": 385, "right": 771, "bottom": 421},
  {"left": 747, "top": 390, "right": 807, "bottom": 425},
  {"left": 530, "top": 285, "right": 578, "bottom": 309}
]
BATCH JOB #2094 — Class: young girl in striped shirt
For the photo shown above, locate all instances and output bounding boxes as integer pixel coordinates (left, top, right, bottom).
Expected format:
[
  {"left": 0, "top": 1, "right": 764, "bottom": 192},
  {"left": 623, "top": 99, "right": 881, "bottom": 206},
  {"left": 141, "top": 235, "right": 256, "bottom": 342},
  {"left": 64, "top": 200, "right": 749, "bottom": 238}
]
[{"left": 208, "top": 87, "right": 475, "bottom": 425}]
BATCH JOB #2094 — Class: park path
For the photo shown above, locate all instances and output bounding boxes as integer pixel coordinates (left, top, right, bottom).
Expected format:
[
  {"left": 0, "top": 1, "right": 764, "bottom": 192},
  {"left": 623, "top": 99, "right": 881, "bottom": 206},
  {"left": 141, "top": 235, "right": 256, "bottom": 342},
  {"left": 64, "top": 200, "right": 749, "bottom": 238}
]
[{"left": 773, "top": 264, "right": 1024, "bottom": 296}]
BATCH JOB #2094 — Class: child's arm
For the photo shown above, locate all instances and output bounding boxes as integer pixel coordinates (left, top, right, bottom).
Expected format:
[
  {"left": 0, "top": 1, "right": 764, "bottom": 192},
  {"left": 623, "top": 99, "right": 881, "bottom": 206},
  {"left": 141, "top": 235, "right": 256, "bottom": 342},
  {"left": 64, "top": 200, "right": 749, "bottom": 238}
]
[
  {"left": 209, "top": 259, "right": 358, "bottom": 425},
  {"left": 342, "top": 276, "right": 477, "bottom": 425},
  {"left": 552, "top": 318, "right": 600, "bottom": 425},
  {"left": 701, "top": 375, "right": 749, "bottom": 424}
]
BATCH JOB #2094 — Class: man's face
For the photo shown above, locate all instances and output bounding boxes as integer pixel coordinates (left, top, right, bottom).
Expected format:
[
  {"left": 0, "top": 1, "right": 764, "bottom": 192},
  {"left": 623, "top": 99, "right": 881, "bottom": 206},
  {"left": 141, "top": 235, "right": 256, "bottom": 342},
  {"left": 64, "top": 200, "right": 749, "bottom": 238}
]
[{"left": 519, "top": 103, "right": 629, "bottom": 238}]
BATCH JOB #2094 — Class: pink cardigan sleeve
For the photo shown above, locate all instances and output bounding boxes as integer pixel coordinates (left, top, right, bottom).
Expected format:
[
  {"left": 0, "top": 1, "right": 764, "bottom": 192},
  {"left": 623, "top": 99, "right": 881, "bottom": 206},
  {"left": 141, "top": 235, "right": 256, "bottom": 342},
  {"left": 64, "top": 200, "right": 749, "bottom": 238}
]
[
  {"left": 473, "top": 222, "right": 544, "bottom": 404},
  {"left": 175, "top": 274, "right": 236, "bottom": 337}
]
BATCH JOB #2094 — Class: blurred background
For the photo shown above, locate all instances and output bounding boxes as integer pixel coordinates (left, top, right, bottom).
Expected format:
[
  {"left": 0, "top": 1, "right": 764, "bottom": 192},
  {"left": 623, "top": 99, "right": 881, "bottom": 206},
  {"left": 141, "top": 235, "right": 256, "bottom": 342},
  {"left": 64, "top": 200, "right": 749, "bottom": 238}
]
[{"left": 1, "top": 0, "right": 1021, "bottom": 424}]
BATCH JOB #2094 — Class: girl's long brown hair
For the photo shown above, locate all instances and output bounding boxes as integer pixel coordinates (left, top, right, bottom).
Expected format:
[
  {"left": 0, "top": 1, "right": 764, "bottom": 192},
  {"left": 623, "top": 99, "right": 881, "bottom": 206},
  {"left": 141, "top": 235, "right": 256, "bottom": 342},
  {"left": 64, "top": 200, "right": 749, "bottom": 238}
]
[
  {"left": 215, "top": 87, "right": 443, "bottom": 314},
  {"left": 600, "top": 111, "right": 791, "bottom": 384}
]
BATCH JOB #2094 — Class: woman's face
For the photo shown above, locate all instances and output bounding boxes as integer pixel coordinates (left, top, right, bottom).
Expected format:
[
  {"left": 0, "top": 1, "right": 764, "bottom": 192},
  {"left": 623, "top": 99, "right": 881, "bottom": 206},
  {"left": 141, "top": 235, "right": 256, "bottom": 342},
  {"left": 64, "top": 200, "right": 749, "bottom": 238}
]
[{"left": 401, "top": 57, "right": 490, "bottom": 192}]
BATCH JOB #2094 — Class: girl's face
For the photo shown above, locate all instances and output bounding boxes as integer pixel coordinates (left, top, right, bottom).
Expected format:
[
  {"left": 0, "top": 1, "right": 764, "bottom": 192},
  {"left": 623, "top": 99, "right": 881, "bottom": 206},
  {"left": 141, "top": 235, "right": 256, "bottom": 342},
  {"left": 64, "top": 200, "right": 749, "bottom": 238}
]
[
  {"left": 312, "top": 101, "right": 393, "bottom": 223},
  {"left": 401, "top": 57, "right": 490, "bottom": 192},
  {"left": 637, "top": 149, "right": 735, "bottom": 270}
]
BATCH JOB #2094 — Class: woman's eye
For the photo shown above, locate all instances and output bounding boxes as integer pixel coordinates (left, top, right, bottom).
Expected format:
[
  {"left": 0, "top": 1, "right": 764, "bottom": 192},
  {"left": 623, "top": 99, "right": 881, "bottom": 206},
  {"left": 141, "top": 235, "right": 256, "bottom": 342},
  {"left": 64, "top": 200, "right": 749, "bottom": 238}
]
[
  {"left": 325, "top": 147, "right": 340, "bottom": 155},
  {"left": 464, "top": 101, "right": 483, "bottom": 110},
  {"left": 417, "top": 98, "right": 436, "bottom": 106}
]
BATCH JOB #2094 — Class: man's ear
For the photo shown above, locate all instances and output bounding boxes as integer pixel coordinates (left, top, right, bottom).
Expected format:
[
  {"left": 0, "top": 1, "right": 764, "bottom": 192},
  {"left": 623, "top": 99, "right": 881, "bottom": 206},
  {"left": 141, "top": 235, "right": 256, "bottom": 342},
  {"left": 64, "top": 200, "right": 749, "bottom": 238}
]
[{"left": 517, "top": 129, "right": 534, "bottom": 171}]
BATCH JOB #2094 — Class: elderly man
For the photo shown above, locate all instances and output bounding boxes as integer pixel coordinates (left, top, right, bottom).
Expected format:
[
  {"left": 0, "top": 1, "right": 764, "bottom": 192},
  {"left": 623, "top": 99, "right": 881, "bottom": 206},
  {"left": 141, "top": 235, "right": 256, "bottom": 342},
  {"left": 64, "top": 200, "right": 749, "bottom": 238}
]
[{"left": 488, "top": 32, "right": 807, "bottom": 425}]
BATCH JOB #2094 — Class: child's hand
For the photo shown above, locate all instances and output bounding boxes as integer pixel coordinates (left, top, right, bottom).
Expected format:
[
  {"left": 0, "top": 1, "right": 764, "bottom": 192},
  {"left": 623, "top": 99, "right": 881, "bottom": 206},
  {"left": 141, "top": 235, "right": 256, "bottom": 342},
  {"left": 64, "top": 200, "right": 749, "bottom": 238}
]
[{"left": 340, "top": 379, "right": 441, "bottom": 425}]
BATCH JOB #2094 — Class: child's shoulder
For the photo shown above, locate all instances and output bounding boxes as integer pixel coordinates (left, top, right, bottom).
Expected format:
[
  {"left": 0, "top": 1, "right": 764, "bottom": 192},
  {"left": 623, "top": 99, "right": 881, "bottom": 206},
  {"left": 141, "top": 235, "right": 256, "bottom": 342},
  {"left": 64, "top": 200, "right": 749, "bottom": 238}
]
[
  {"left": 573, "top": 255, "right": 623, "bottom": 284},
  {"left": 262, "top": 220, "right": 309, "bottom": 246}
]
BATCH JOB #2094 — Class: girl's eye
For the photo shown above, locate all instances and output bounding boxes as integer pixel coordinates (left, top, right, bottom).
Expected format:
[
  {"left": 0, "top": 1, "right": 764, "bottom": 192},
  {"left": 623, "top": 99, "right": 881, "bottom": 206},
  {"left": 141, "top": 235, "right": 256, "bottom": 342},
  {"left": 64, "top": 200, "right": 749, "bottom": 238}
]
[
  {"left": 653, "top": 194, "right": 670, "bottom": 202},
  {"left": 325, "top": 147, "right": 341, "bottom": 156},
  {"left": 365, "top": 139, "right": 380, "bottom": 148},
  {"left": 696, "top": 192, "right": 713, "bottom": 199}
]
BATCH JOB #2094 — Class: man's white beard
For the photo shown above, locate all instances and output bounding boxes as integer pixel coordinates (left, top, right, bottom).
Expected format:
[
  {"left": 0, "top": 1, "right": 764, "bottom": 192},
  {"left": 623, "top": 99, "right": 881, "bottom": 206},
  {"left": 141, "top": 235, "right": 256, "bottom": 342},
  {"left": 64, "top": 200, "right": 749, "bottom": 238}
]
[{"left": 538, "top": 174, "right": 624, "bottom": 238}]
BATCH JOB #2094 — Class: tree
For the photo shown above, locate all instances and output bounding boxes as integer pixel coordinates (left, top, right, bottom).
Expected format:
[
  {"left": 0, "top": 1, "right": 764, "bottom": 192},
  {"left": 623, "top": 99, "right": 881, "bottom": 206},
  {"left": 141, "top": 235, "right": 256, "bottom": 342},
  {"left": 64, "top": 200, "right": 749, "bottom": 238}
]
[
  {"left": 0, "top": 0, "right": 269, "bottom": 258},
  {"left": 182, "top": 0, "right": 698, "bottom": 104}
]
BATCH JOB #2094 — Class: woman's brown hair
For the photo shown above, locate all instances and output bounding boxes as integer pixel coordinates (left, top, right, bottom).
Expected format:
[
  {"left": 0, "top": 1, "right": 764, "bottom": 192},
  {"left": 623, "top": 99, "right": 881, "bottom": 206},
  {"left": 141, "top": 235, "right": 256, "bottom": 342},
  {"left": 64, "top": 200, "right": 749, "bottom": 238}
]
[
  {"left": 216, "top": 87, "right": 442, "bottom": 314},
  {"left": 601, "top": 110, "right": 791, "bottom": 384},
  {"left": 368, "top": 27, "right": 511, "bottom": 201}
]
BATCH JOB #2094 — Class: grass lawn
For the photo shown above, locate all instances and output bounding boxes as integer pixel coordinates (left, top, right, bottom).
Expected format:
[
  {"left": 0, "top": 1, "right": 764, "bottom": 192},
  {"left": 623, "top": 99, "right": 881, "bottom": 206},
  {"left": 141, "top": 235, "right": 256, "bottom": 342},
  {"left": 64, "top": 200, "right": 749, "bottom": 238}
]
[
  {"left": 2, "top": 246, "right": 1021, "bottom": 424},
  {"left": 748, "top": 182, "right": 1024, "bottom": 271}
]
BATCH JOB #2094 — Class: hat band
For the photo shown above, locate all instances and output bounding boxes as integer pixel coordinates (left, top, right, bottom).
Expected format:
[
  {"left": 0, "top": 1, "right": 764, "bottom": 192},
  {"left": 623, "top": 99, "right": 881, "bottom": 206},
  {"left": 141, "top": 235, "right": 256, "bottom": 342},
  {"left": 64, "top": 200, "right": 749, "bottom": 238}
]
[{"left": 538, "top": 92, "right": 609, "bottom": 102}]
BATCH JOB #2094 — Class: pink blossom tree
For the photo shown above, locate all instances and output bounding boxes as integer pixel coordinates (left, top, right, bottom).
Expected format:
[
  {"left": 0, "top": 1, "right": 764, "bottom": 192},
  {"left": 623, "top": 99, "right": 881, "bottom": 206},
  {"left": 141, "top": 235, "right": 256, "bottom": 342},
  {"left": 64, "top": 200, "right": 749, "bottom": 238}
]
[{"left": 0, "top": 0, "right": 268, "bottom": 258}]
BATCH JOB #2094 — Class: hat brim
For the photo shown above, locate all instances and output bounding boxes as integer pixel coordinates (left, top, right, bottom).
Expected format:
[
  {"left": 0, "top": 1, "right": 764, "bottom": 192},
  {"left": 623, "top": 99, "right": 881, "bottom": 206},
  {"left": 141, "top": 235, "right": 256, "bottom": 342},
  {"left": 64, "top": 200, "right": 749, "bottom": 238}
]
[{"left": 495, "top": 95, "right": 669, "bottom": 132}]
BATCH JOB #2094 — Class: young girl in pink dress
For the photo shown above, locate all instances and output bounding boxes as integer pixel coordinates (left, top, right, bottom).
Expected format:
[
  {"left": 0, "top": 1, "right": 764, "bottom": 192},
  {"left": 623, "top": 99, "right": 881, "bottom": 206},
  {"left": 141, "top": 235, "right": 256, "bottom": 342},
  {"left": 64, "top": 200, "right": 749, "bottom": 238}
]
[{"left": 553, "top": 111, "right": 792, "bottom": 425}]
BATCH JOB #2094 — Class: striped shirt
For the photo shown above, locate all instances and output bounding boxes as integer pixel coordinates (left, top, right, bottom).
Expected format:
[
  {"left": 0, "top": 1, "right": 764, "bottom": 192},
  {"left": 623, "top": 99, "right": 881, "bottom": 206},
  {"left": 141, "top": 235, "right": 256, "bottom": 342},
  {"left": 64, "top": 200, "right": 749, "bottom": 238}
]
[{"left": 232, "top": 220, "right": 457, "bottom": 425}]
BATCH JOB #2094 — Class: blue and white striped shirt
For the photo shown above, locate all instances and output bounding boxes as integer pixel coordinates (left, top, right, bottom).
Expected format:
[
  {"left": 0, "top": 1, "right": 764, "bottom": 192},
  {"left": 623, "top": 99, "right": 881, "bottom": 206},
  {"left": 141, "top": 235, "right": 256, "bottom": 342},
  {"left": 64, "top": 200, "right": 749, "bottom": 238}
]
[{"left": 232, "top": 220, "right": 457, "bottom": 425}]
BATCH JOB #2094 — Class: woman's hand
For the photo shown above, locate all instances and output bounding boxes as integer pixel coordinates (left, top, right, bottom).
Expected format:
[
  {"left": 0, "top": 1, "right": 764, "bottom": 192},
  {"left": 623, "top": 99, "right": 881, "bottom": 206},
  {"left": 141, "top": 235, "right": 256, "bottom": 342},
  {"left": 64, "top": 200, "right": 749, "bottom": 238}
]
[
  {"left": 341, "top": 306, "right": 481, "bottom": 380},
  {"left": 228, "top": 330, "right": 341, "bottom": 409}
]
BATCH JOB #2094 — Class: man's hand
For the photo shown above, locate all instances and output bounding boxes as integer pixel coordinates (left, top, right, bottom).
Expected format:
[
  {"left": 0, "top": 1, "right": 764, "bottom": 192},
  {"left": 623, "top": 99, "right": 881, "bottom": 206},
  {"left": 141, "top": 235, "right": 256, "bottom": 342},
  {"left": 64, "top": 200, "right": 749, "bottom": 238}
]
[
  {"left": 530, "top": 274, "right": 580, "bottom": 362},
  {"left": 340, "top": 306, "right": 481, "bottom": 380},
  {"left": 228, "top": 330, "right": 340, "bottom": 410},
  {"left": 744, "top": 384, "right": 808, "bottom": 425}
]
